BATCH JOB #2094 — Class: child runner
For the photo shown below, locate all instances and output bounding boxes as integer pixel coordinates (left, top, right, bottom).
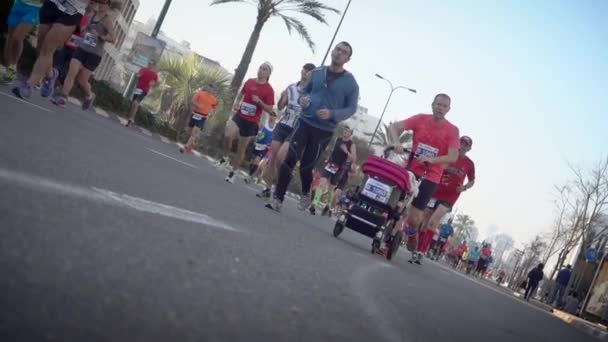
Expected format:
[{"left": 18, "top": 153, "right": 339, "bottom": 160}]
[{"left": 244, "top": 113, "right": 277, "bottom": 184}]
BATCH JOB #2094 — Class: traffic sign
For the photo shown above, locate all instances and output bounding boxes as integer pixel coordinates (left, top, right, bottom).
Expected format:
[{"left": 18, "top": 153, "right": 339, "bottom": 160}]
[{"left": 586, "top": 247, "right": 599, "bottom": 263}]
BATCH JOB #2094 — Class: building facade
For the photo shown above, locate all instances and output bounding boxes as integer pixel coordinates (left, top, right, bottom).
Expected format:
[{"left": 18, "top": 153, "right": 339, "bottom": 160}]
[{"left": 95, "top": 0, "right": 140, "bottom": 84}]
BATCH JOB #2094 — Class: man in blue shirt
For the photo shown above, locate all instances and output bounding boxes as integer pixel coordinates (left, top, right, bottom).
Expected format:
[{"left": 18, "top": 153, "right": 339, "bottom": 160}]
[
  {"left": 266, "top": 42, "right": 359, "bottom": 212},
  {"left": 551, "top": 264, "right": 572, "bottom": 308},
  {"left": 432, "top": 219, "right": 454, "bottom": 259}
]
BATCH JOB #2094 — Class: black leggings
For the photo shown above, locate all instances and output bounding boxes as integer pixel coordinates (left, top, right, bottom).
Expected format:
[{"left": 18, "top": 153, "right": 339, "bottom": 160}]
[{"left": 274, "top": 119, "right": 333, "bottom": 201}]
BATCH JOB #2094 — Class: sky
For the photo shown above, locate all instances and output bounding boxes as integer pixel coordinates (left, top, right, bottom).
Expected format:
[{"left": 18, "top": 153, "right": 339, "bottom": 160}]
[{"left": 134, "top": 0, "right": 607, "bottom": 245}]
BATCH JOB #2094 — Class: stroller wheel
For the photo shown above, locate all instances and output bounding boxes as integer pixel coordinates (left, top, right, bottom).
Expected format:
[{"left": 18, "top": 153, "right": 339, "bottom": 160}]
[
  {"left": 386, "top": 231, "right": 403, "bottom": 260},
  {"left": 333, "top": 221, "right": 344, "bottom": 237},
  {"left": 371, "top": 239, "right": 381, "bottom": 254}
]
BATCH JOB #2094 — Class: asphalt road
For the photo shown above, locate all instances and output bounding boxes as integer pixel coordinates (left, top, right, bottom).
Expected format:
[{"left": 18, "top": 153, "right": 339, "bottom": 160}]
[{"left": 0, "top": 87, "right": 596, "bottom": 342}]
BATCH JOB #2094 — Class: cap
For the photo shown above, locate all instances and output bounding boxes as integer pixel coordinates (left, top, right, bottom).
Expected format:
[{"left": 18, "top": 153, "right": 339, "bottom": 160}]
[
  {"left": 261, "top": 61, "right": 273, "bottom": 73},
  {"left": 303, "top": 63, "right": 316, "bottom": 71},
  {"left": 207, "top": 83, "right": 218, "bottom": 89},
  {"left": 460, "top": 136, "right": 473, "bottom": 147}
]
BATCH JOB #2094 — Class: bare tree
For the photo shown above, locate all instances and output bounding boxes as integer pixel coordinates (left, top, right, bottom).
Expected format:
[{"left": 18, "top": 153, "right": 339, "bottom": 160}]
[{"left": 548, "top": 156, "right": 608, "bottom": 280}]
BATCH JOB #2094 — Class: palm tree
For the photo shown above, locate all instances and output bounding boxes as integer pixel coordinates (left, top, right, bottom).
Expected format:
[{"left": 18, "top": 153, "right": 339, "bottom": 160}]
[
  {"left": 150, "top": 54, "right": 231, "bottom": 135},
  {"left": 453, "top": 213, "right": 476, "bottom": 244},
  {"left": 210, "top": 0, "right": 340, "bottom": 100}
]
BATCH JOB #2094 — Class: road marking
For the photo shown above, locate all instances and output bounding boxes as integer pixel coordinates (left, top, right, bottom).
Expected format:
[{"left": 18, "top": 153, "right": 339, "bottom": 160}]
[
  {"left": 0, "top": 167, "right": 238, "bottom": 232},
  {"left": 160, "top": 136, "right": 171, "bottom": 144},
  {"left": 0, "top": 90, "right": 53, "bottom": 113},
  {"left": 146, "top": 148, "right": 198, "bottom": 169},
  {"left": 139, "top": 127, "right": 152, "bottom": 136},
  {"left": 95, "top": 108, "right": 109, "bottom": 117}
]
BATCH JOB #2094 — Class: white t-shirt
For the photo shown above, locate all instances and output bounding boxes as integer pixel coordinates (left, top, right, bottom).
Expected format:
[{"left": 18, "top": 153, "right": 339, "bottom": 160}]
[{"left": 50, "top": 0, "right": 88, "bottom": 15}]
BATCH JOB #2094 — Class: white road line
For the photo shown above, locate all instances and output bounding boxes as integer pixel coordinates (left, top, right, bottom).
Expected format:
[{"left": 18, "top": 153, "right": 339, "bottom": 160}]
[
  {"left": 160, "top": 136, "right": 171, "bottom": 144},
  {"left": 146, "top": 148, "right": 198, "bottom": 169},
  {"left": 95, "top": 108, "right": 109, "bottom": 117},
  {"left": 0, "top": 90, "right": 53, "bottom": 113},
  {"left": 0, "top": 167, "right": 238, "bottom": 232},
  {"left": 139, "top": 127, "right": 152, "bottom": 136}
]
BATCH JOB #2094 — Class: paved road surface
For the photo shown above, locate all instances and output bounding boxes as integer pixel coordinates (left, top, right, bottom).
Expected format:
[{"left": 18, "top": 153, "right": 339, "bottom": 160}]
[{"left": 0, "top": 88, "right": 596, "bottom": 342}]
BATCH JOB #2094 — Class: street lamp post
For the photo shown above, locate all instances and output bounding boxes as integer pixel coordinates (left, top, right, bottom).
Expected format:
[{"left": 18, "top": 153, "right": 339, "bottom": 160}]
[
  {"left": 320, "top": 0, "right": 352, "bottom": 66},
  {"left": 367, "top": 74, "right": 416, "bottom": 149},
  {"left": 152, "top": 0, "right": 173, "bottom": 38}
]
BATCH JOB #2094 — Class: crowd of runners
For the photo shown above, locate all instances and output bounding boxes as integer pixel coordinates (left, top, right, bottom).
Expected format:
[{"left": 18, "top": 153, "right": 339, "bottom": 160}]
[{"left": 1, "top": 1, "right": 482, "bottom": 268}]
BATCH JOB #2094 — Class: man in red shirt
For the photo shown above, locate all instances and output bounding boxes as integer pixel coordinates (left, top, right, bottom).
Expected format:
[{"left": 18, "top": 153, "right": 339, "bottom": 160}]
[
  {"left": 126, "top": 59, "right": 159, "bottom": 127},
  {"left": 388, "top": 93, "right": 460, "bottom": 264},
  {"left": 218, "top": 62, "right": 275, "bottom": 184}
]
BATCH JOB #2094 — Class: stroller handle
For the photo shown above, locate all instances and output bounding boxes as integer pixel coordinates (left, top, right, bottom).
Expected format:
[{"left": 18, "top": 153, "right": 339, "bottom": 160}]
[{"left": 382, "top": 145, "right": 430, "bottom": 170}]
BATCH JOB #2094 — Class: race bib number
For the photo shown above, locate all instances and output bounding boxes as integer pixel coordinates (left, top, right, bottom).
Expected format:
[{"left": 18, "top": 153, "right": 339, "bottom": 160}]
[
  {"left": 240, "top": 102, "right": 257, "bottom": 116},
  {"left": 82, "top": 32, "right": 98, "bottom": 47},
  {"left": 440, "top": 237, "right": 448, "bottom": 242},
  {"left": 361, "top": 178, "right": 392, "bottom": 205},
  {"left": 133, "top": 88, "right": 143, "bottom": 95},
  {"left": 255, "top": 143, "right": 267, "bottom": 151},
  {"left": 415, "top": 143, "right": 439, "bottom": 159},
  {"left": 324, "top": 163, "right": 339, "bottom": 174},
  {"left": 192, "top": 113, "right": 203, "bottom": 120},
  {"left": 427, "top": 198, "right": 437, "bottom": 208},
  {"left": 67, "top": 35, "right": 82, "bottom": 47}
]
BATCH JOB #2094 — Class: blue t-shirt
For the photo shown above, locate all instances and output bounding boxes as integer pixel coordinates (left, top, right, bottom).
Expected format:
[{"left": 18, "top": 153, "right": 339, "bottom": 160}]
[
  {"left": 439, "top": 224, "right": 454, "bottom": 239},
  {"left": 469, "top": 250, "right": 481, "bottom": 262},
  {"left": 254, "top": 121, "right": 274, "bottom": 150}
]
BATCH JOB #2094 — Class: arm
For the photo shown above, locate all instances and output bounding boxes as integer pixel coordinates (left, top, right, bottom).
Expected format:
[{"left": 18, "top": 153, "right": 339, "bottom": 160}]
[
  {"left": 348, "top": 143, "right": 357, "bottom": 164},
  {"left": 277, "top": 89, "right": 288, "bottom": 111},
  {"left": 329, "top": 83, "right": 359, "bottom": 122},
  {"left": 388, "top": 121, "right": 407, "bottom": 152},
  {"left": 100, "top": 17, "right": 117, "bottom": 44},
  {"left": 256, "top": 101, "right": 275, "bottom": 114},
  {"left": 429, "top": 148, "right": 459, "bottom": 164},
  {"left": 232, "top": 92, "right": 244, "bottom": 112}
]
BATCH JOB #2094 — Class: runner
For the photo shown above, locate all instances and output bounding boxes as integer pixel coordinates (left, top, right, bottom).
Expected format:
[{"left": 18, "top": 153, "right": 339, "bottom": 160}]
[
  {"left": 0, "top": 0, "right": 43, "bottom": 84},
  {"left": 431, "top": 218, "right": 454, "bottom": 260},
  {"left": 256, "top": 62, "right": 315, "bottom": 199},
  {"left": 316, "top": 126, "right": 357, "bottom": 216},
  {"left": 244, "top": 113, "right": 277, "bottom": 184},
  {"left": 126, "top": 59, "right": 159, "bottom": 127},
  {"left": 475, "top": 243, "right": 492, "bottom": 276},
  {"left": 12, "top": 0, "right": 89, "bottom": 99},
  {"left": 51, "top": 0, "right": 116, "bottom": 109},
  {"left": 387, "top": 93, "right": 460, "bottom": 264},
  {"left": 217, "top": 62, "right": 275, "bottom": 184},
  {"left": 467, "top": 246, "right": 480, "bottom": 274},
  {"left": 454, "top": 240, "right": 468, "bottom": 268},
  {"left": 51, "top": 6, "right": 92, "bottom": 90},
  {"left": 265, "top": 42, "right": 359, "bottom": 212},
  {"left": 179, "top": 84, "right": 219, "bottom": 154}
]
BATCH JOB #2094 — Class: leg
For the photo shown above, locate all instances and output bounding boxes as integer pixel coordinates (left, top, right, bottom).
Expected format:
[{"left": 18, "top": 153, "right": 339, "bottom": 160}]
[
  {"left": 60, "top": 58, "right": 82, "bottom": 96},
  {"left": 232, "top": 135, "right": 252, "bottom": 171},
  {"left": 128, "top": 98, "right": 140, "bottom": 121},
  {"left": 77, "top": 67, "right": 93, "bottom": 98},
  {"left": 6, "top": 23, "right": 33, "bottom": 66},
  {"left": 222, "top": 118, "right": 239, "bottom": 160},
  {"left": 249, "top": 156, "right": 262, "bottom": 176},
  {"left": 186, "top": 126, "right": 200, "bottom": 148},
  {"left": 273, "top": 122, "right": 311, "bottom": 202},
  {"left": 262, "top": 140, "right": 282, "bottom": 189},
  {"left": 299, "top": 128, "right": 332, "bottom": 196},
  {"left": 27, "top": 23, "right": 75, "bottom": 87}
]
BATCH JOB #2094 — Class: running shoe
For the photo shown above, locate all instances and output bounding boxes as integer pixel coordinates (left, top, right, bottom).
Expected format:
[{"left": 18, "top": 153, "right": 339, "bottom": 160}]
[
  {"left": 12, "top": 80, "right": 32, "bottom": 99},
  {"left": 82, "top": 93, "right": 96, "bottom": 110},
  {"left": 40, "top": 68, "right": 58, "bottom": 98},
  {"left": 125, "top": 119, "right": 133, "bottom": 127},
  {"left": 243, "top": 176, "right": 252, "bottom": 184},
  {"left": 297, "top": 195, "right": 312, "bottom": 211},
  {"left": 225, "top": 170, "right": 235, "bottom": 183},
  {"left": 309, "top": 207, "right": 316, "bottom": 215},
  {"left": 256, "top": 188, "right": 271, "bottom": 199},
  {"left": 265, "top": 198, "right": 282, "bottom": 212},
  {"left": 51, "top": 95, "right": 67, "bottom": 107},
  {"left": 0, "top": 67, "right": 17, "bottom": 84}
]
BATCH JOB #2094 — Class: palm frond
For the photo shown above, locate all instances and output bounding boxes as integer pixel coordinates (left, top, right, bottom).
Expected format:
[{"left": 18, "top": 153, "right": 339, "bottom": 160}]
[
  {"left": 278, "top": 14, "right": 315, "bottom": 50},
  {"left": 210, "top": 0, "right": 250, "bottom": 5}
]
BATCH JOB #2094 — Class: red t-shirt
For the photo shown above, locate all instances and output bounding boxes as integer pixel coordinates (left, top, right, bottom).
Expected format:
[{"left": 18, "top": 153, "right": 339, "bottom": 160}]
[
  {"left": 137, "top": 68, "right": 159, "bottom": 93},
  {"left": 237, "top": 78, "right": 275, "bottom": 123},
  {"left": 402, "top": 114, "right": 460, "bottom": 184},
  {"left": 481, "top": 247, "right": 492, "bottom": 259},
  {"left": 433, "top": 155, "right": 475, "bottom": 204}
]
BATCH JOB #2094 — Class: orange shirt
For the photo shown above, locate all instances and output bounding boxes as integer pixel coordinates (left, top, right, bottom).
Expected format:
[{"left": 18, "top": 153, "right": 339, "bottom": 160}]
[{"left": 192, "top": 90, "right": 218, "bottom": 116}]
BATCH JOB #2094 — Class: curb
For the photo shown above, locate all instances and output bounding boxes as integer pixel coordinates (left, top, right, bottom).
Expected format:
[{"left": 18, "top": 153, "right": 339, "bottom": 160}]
[{"left": 552, "top": 309, "right": 608, "bottom": 340}]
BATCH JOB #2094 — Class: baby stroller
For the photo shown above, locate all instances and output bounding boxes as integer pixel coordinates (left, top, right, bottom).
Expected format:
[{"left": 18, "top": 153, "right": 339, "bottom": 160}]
[{"left": 332, "top": 147, "right": 422, "bottom": 260}]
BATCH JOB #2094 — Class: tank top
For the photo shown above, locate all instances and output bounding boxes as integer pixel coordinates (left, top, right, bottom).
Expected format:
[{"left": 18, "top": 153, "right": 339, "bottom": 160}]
[
  {"left": 255, "top": 120, "right": 275, "bottom": 151},
  {"left": 328, "top": 138, "right": 352, "bottom": 166},
  {"left": 79, "top": 14, "right": 108, "bottom": 56},
  {"left": 279, "top": 82, "right": 304, "bottom": 127}
]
